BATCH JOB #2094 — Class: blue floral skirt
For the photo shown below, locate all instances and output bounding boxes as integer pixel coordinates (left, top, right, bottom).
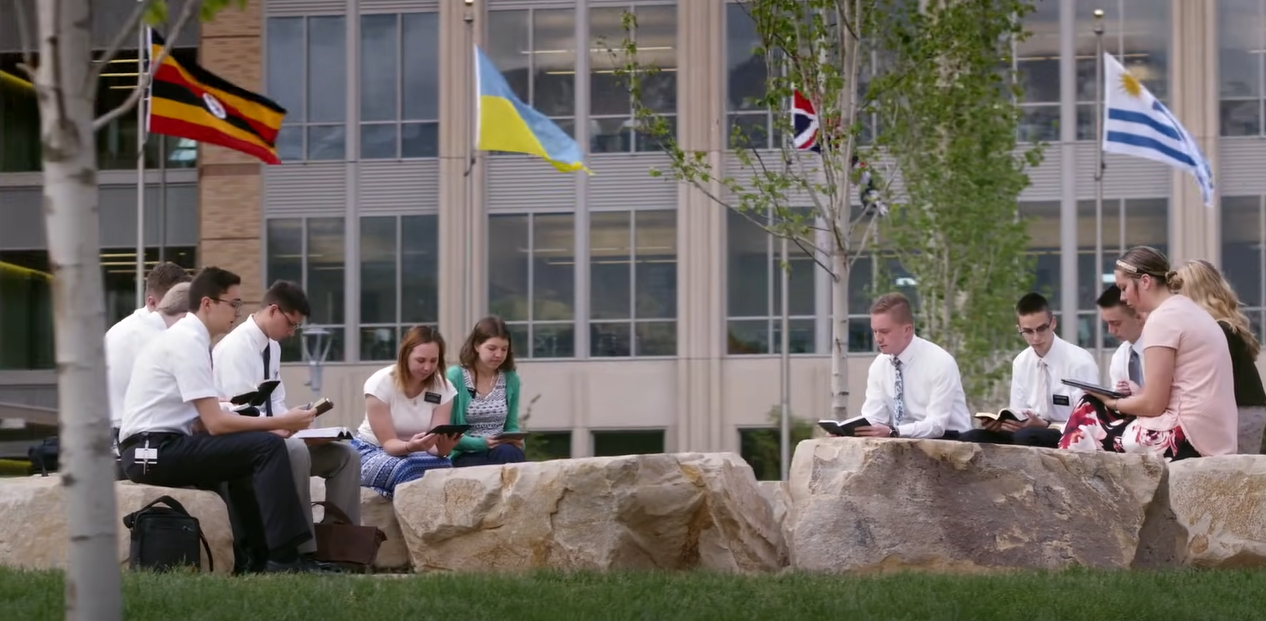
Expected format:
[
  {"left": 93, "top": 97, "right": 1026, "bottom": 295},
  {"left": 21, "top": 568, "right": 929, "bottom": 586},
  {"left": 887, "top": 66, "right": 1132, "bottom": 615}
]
[{"left": 351, "top": 437, "right": 452, "bottom": 498}]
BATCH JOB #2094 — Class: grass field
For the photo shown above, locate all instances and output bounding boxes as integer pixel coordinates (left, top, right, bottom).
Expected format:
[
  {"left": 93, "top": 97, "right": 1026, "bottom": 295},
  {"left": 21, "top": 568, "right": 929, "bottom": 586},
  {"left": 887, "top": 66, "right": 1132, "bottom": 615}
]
[{"left": 3, "top": 567, "right": 1266, "bottom": 620}]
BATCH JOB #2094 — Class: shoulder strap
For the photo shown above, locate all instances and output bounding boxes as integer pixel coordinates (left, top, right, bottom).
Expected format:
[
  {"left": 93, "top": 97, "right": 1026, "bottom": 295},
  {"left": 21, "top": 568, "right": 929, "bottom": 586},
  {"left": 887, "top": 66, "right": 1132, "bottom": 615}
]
[{"left": 198, "top": 529, "right": 214, "bottom": 573}]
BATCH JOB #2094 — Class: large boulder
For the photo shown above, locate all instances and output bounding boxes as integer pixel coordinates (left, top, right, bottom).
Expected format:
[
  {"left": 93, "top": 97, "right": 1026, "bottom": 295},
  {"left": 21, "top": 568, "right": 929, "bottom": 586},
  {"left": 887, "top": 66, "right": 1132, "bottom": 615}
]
[
  {"left": 393, "top": 453, "right": 786, "bottom": 573},
  {"left": 0, "top": 476, "right": 234, "bottom": 574},
  {"left": 1166, "top": 455, "right": 1266, "bottom": 567},
  {"left": 757, "top": 480, "right": 791, "bottom": 544},
  {"left": 309, "top": 478, "right": 410, "bottom": 571},
  {"left": 786, "top": 438, "right": 1174, "bottom": 573}
]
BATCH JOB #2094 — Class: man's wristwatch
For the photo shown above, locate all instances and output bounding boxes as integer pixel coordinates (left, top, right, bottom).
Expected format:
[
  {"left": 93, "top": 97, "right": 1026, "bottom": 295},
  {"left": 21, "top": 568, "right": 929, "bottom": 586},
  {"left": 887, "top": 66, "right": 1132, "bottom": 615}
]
[{"left": 889, "top": 426, "right": 900, "bottom": 438}]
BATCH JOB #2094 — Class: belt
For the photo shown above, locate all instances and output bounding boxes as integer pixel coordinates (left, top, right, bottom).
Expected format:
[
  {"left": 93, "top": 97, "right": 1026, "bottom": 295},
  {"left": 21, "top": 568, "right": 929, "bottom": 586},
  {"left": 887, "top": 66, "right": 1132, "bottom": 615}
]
[{"left": 118, "top": 431, "right": 183, "bottom": 453}]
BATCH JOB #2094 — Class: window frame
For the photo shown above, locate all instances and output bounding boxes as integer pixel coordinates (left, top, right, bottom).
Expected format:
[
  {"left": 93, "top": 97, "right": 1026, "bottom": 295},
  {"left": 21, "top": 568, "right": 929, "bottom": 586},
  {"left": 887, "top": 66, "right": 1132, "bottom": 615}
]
[
  {"left": 267, "top": 15, "right": 349, "bottom": 162},
  {"left": 357, "top": 213, "right": 440, "bottom": 362},
  {"left": 265, "top": 216, "right": 348, "bottom": 363},
  {"left": 357, "top": 11, "right": 441, "bottom": 161},
  {"left": 587, "top": 208, "right": 678, "bottom": 358}
]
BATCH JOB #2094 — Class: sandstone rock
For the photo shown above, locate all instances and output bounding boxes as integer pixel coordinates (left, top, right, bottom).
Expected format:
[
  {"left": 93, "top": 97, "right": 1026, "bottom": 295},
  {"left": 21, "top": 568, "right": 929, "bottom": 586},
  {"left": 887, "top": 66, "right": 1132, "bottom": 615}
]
[
  {"left": 786, "top": 438, "right": 1171, "bottom": 573},
  {"left": 757, "top": 480, "right": 791, "bottom": 542},
  {"left": 0, "top": 476, "right": 233, "bottom": 574},
  {"left": 393, "top": 453, "right": 786, "bottom": 573},
  {"left": 1166, "top": 455, "right": 1266, "bottom": 568},
  {"left": 309, "top": 478, "right": 410, "bottom": 570}
]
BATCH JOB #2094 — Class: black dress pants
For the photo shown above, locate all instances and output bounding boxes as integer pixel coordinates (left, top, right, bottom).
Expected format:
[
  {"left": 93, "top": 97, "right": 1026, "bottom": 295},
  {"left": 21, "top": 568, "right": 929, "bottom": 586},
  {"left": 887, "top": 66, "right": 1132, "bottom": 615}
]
[
  {"left": 959, "top": 426, "right": 1062, "bottom": 448},
  {"left": 119, "top": 431, "right": 312, "bottom": 559}
]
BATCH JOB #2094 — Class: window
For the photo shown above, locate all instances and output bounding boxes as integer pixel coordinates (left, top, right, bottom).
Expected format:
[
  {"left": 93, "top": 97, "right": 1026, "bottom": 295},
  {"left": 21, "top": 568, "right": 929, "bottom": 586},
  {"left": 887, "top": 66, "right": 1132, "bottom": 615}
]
[
  {"left": 359, "top": 13, "right": 439, "bottom": 159},
  {"left": 266, "top": 218, "right": 346, "bottom": 362},
  {"left": 725, "top": 2, "right": 775, "bottom": 149},
  {"left": 485, "top": 9, "right": 576, "bottom": 142},
  {"left": 1219, "top": 0, "right": 1265, "bottom": 137},
  {"left": 725, "top": 209, "right": 816, "bottom": 355},
  {"left": 592, "top": 430, "right": 665, "bottom": 456},
  {"left": 589, "top": 3, "right": 677, "bottom": 153},
  {"left": 267, "top": 16, "right": 347, "bottom": 161},
  {"left": 1015, "top": 0, "right": 1059, "bottom": 142},
  {"left": 1075, "top": 198, "right": 1167, "bottom": 348},
  {"left": 1021, "top": 201, "right": 1061, "bottom": 304},
  {"left": 359, "top": 215, "right": 438, "bottom": 362},
  {"left": 1221, "top": 196, "right": 1265, "bottom": 340},
  {"left": 523, "top": 431, "right": 573, "bottom": 461},
  {"left": 589, "top": 209, "right": 677, "bottom": 357},
  {"left": 0, "top": 247, "right": 196, "bottom": 370},
  {"left": 1074, "top": 0, "right": 1170, "bottom": 140},
  {"left": 487, "top": 213, "right": 575, "bottom": 359},
  {"left": 0, "top": 50, "right": 197, "bottom": 172},
  {"left": 739, "top": 420, "right": 813, "bottom": 481}
]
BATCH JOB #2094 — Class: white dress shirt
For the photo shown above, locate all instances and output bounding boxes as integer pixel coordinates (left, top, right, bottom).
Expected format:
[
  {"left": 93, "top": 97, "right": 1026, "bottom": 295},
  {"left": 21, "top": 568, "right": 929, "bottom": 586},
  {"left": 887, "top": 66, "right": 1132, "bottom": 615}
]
[
  {"left": 104, "top": 307, "right": 165, "bottom": 427},
  {"left": 1108, "top": 338, "right": 1146, "bottom": 387},
  {"left": 858, "top": 336, "right": 974, "bottom": 438},
  {"left": 1010, "top": 335, "right": 1100, "bottom": 424},
  {"left": 212, "top": 315, "right": 288, "bottom": 416},
  {"left": 118, "top": 315, "right": 220, "bottom": 441}
]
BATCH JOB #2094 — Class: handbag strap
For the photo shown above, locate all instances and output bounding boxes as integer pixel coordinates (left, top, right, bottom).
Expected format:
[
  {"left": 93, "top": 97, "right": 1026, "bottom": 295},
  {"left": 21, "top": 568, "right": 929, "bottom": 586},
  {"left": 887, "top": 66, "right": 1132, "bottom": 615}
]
[{"left": 311, "top": 501, "right": 354, "bottom": 525}]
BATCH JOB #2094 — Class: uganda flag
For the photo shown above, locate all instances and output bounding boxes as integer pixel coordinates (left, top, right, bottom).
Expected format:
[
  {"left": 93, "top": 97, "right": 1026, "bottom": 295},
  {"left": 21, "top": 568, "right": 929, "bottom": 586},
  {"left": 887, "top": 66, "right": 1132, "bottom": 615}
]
[{"left": 146, "top": 29, "right": 287, "bottom": 164}]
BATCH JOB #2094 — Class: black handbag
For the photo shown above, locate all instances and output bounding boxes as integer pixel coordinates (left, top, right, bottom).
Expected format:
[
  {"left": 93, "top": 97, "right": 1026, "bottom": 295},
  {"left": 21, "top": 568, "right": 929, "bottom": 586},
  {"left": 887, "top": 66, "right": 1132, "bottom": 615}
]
[{"left": 121, "top": 495, "right": 214, "bottom": 573}]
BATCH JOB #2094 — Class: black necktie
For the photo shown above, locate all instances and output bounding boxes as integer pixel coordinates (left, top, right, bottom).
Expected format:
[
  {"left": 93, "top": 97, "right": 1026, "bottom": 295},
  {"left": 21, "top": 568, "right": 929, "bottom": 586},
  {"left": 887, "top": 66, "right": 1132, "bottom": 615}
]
[{"left": 262, "top": 343, "right": 274, "bottom": 417}]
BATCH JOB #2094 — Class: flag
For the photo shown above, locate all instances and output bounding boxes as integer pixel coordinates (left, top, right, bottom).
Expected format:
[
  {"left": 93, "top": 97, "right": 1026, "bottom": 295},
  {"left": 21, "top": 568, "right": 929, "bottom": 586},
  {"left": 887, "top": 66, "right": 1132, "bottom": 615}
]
[
  {"left": 474, "top": 46, "right": 588, "bottom": 173},
  {"left": 146, "top": 29, "right": 288, "bottom": 165},
  {"left": 791, "top": 90, "right": 820, "bottom": 152},
  {"left": 1102, "top": 52, "right": 1214, "bottom": 207}
]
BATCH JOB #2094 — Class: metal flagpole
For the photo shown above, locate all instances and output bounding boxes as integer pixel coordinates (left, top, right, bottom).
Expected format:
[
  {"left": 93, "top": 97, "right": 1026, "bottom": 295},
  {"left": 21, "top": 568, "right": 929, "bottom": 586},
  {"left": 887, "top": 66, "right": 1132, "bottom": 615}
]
[
  {"left": 1092, "top": 10, "right": 1105, "bottom": 364},
  {"left": 134, "top": 18, "right": 149, "bottom": 308},
  {"left": 463, "top": 0, "right": 476, "bottom": 329},
  {"left": 158, "top": 134, "right": 167, "bottom": 262},
  {"left": 778, "top": 67, "right": 792, "bottom": 482}
]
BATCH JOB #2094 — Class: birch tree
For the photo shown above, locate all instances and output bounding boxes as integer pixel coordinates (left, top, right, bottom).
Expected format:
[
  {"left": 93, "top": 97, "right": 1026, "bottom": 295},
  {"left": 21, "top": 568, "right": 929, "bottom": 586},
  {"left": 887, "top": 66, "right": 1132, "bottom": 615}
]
[{"left": 12, "top": 0, "right": 238, "bottom": 617}]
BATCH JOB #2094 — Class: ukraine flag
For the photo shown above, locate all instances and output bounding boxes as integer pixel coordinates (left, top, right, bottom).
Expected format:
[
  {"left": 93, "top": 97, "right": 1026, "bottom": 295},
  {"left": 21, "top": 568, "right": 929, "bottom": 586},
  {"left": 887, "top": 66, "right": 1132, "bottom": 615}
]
[{"left": 474, "top": 46, "right": 590, "bottom": 174}]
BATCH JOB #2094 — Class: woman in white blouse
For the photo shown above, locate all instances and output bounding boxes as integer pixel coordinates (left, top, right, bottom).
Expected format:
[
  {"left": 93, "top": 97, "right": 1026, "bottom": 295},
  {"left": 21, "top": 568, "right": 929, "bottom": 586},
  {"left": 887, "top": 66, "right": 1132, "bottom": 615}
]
[{"left": 350, "top": 326, "right": 463, "bottom": 498}]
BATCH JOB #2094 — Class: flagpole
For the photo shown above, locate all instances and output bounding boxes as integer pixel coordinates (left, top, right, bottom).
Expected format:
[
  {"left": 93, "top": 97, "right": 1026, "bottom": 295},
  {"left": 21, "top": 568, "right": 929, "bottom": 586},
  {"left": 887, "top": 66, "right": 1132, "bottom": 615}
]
[
  {"left": 1092, "top": 9, "right": 1105, "bottom": 365},
  {"left": 134, "top": 19, "right": 149, "bottom": 308},
  {"left": 463, "top": 0, "right": 476, "bottom": 330},
  {"left": 778, "top": 61, "right": 792, "bottom": 483}
]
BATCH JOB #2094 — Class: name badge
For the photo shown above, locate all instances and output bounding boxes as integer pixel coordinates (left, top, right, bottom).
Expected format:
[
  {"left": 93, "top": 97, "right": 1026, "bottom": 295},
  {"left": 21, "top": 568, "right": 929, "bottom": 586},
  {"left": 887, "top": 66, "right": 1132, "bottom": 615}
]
[
  {"left": 1052, "top": 394, "right": 1070, "bottom": 406},
  {"left": 423, "top": 392, "right": 442, "bottom": 404}
]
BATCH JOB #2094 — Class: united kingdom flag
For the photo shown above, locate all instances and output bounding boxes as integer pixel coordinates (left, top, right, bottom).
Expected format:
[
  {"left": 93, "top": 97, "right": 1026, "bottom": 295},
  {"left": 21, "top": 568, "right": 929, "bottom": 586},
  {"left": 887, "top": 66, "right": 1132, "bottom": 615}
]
[{"left": 790, "top": 89, "right": 887, "bottom": 215}]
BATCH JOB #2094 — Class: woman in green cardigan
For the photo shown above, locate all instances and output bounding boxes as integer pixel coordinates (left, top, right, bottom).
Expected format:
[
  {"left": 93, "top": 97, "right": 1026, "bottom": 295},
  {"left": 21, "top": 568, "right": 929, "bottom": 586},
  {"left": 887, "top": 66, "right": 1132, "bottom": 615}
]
[{"left": 445, "top": 316, "right": 527, "bottom": 467}]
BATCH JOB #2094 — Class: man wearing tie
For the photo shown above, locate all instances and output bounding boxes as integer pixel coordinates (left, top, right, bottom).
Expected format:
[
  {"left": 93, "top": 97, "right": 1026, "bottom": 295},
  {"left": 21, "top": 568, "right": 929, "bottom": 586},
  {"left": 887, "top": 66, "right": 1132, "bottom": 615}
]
[
  {"left": 212, "top": 280, "right": 361, "bottom": 570},
  {"left": 960, "top": 293, "right": 1100, "bottom": 447},
  {"left": 1097, "top": 284, "right": 1147, "bottom": 391},
  {"left": 855, "top": 292, "right": 974, "bottom": 439}
]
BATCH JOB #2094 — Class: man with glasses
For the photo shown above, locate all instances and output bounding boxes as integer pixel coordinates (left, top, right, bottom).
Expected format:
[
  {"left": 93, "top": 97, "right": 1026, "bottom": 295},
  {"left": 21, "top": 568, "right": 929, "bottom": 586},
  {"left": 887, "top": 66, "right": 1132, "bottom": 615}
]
[
  {"left": 212, "top": 280, "right": 361, "bottom": 572},
  {"left": 960, "top": 292, "right": 1100, "bottom": 447}
]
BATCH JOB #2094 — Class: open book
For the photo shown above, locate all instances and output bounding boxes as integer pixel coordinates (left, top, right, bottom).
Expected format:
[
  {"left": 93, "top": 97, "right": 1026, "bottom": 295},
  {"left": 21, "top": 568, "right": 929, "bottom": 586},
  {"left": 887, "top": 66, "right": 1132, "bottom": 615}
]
[
  {"left": 292, "top": 427, "right": 353, "bottom": 441},
  {"left": 229, "top": 379, "right": 281, "bottom": 416},
  {"left": 973, "top": 408, "right": 1028, "bottom": 423},
  {"left": 817, "top": 416, "right": 872, "bottom": 437}
]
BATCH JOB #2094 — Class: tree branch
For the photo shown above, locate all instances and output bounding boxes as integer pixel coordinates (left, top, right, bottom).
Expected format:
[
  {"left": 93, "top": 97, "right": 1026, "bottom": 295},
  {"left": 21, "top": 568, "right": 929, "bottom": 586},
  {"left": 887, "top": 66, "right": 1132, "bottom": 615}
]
[
  {"left": 89, "top": 0, "right": 157, "bottom": 85},
  {"left": 11, "top": 0, "right": 34, "bottom": 77},
  {"left": 93, "top": 0, "right": 203, "bottom": 132}
]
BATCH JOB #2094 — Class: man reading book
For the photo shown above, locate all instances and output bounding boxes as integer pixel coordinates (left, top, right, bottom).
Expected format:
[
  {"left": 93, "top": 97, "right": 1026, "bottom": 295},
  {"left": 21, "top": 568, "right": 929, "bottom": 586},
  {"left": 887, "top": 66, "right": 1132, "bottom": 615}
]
[
  {"left": 212, "top": 280, "right": 361, "bottom": 571},
  {"left": 855, "top": 293, "right": 973, "bottom": 439},
  {"left": 960, "top": 293, "right": 1100, "bottom": 447}
]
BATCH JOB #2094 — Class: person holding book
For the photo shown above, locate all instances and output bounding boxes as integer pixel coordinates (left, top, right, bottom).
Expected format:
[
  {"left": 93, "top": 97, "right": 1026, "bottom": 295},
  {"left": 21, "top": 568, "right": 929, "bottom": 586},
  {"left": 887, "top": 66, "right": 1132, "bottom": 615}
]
[
  {"left": 854, "top": 293, "right": 973, "bottom": 439},
  {"left": 446, "top": 316, "right": 529, "bottom": 467},
  {"left": 351, "top": 326, "right": 462, "bottom": 498},
  {"left": 118, "top": 267, "right": 326, "bottom": 573},
  {"left": 960, "top": 293, "right": 1099, "bottom": 447},
  {"left": 212, "top": 280, "right": 361, "bottom": 569},
  {"left": 1059, "top": 246, "right": 1237, "bottom": 460}
]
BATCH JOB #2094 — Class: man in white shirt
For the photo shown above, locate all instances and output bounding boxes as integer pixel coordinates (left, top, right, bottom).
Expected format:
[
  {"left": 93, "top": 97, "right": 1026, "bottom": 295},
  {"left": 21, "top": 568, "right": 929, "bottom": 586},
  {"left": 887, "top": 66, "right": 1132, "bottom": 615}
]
[
  {"left": 960, "top": 293, "right": 1100, "bottom": 447},
  {"left": 213, "top": 280, "right": 361, "bottom": 565},
  {"left": 117, "top": 266, "right": 328, "bottom": 574},
  {"left": 1097, "top": 284, "right": 1147, "bottom": 391},
  {"left": 856, "top": 293, "right": 974, "bottom": 439},
  {"left": 105, "top": 262, "right": 190, "bottom": 439}
]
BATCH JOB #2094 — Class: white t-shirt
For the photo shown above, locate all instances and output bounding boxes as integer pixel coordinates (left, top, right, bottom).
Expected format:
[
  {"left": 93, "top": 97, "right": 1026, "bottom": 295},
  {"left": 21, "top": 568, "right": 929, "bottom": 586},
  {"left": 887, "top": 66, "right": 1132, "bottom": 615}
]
[
  {"left": 105, "top": 309, "right": 167, "bottom": 427},
  {"left": 118, "top": 314, "right": 220, "bottom": 441},
  {"left": 355, "top": 365, "right": 457, "bottom": 446}
]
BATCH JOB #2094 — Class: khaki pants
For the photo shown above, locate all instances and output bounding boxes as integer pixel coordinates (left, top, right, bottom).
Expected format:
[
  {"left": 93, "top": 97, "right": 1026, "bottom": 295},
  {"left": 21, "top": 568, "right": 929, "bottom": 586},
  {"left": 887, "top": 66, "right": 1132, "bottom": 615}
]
[
  {"left": 284, "top": 437, "right": 362, "bottom": 555},
  {"left": 1238, "top": 406, "right": 1266, "bottom": 455}
]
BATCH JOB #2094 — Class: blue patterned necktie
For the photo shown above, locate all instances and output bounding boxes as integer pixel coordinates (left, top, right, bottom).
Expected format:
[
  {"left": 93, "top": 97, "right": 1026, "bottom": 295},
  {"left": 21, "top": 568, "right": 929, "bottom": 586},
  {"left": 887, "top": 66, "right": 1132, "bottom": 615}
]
[{"left": 892, "top": 357, "right": 906, "bottom": 426}]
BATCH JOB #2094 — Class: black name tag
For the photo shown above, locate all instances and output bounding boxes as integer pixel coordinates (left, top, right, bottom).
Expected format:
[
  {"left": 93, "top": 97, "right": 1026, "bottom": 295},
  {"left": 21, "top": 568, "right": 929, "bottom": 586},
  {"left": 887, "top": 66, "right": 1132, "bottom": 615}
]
[
  {"left": 423, "top": 392, "right": 442, "bottom": 404},
  {"left": 1052, "top": 394, "right": 1070, "bottom": 406}
]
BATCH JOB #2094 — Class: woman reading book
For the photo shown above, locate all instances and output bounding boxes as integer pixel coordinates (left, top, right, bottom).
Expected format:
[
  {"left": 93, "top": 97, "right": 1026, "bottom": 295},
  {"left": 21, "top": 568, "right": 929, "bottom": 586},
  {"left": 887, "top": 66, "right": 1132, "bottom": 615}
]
[{"left": 350, "top": 326, "right": 463, "bottom": 497}]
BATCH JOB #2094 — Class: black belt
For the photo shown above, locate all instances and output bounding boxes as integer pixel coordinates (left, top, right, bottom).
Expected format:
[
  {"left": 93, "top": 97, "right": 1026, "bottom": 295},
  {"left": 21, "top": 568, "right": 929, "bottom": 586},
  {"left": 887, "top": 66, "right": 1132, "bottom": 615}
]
[{"left": 118, "top": 431, "right": 183, "bottom": 453}]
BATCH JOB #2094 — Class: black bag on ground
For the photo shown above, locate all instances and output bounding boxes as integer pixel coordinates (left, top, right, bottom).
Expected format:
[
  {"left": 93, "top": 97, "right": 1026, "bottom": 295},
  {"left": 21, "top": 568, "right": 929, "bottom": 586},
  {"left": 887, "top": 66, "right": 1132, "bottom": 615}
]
[
  {"left": 26, "top": 436, "right": 58, "bottom": 476},
  {"left": 121, "top": 495, "right": 214, "bottom": 573}
]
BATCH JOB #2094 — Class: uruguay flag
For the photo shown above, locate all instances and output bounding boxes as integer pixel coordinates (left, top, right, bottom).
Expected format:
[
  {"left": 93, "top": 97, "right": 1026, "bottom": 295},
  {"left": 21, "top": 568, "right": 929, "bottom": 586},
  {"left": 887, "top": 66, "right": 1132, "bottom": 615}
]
[{"left": 1102, "top": 52, "right": 1213, "bottom": 207}]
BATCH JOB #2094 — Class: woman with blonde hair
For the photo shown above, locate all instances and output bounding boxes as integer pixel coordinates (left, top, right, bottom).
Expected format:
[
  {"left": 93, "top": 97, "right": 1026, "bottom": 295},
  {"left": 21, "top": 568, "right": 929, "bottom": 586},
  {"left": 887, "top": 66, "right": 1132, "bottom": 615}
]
[
  {"left": 1059, "top": 246, "right": 1237, "bottom": 460},
  {"left": 1173, "top": 259, "right": 1266, "bottom": 454}
]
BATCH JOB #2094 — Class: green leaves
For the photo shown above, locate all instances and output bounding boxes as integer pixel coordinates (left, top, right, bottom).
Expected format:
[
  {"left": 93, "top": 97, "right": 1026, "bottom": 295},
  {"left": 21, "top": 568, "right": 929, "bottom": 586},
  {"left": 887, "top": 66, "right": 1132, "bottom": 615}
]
[{"left": 142, "top": 0, "right": 249, "bottom": 26}]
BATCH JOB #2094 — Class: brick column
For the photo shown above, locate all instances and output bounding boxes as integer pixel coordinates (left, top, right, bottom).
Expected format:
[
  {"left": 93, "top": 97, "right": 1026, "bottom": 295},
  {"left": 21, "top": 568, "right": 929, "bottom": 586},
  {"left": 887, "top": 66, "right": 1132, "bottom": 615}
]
[{"left": 198, "top": 2, "right": 265, "bottom": 307}]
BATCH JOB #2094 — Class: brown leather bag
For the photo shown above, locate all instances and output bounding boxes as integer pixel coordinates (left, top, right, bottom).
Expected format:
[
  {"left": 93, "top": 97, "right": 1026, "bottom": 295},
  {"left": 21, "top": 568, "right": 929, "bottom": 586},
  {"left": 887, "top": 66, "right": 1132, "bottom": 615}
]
[{"left": 311, "top": 501, "right": 387, "bottom": 569}]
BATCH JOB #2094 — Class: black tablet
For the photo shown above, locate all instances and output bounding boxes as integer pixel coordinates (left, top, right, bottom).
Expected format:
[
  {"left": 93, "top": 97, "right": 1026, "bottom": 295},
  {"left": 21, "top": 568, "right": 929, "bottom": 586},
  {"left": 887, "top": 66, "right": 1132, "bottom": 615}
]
[{"left": 1061, "top": 378, "right": 1126, "bottom": 400}]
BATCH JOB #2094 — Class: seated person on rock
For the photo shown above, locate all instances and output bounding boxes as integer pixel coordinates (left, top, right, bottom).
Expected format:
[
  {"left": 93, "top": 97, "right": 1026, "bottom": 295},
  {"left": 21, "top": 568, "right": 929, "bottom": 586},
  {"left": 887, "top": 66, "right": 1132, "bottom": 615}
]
[
  {"left": 446, "top": 316, "right": 528, "bottom": 467},
  {"left": 960, "top": 293, "right": 1099, "bottom": 448},
  {"left": 351, "top": 325, "right": 462, "bottom": 498},
  {"left": 855, "top": 293, "right": 973, "bottom": 440},
  {"left": 117, "top": 266, "right": 326, "bottom": 573},
  {"left": 1059, "top": 246, "right": 1237, "bottom": 460},
  {"left": 1098, "top": 284, "right": 1148, "bottom": 391}
]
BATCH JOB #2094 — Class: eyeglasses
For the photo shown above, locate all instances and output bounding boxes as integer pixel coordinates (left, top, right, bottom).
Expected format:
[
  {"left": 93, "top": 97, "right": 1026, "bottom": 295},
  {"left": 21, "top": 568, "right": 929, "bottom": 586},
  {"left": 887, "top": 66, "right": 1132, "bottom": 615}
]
[
  {"left": 1018, "top": 323, "right": 1051, "bottom": 336},
  {"left": 211, "top": 298, "right": 244, "bottom": 310},
  {"left": 270, "top": 305, "right": 303, "bottom": 329}
]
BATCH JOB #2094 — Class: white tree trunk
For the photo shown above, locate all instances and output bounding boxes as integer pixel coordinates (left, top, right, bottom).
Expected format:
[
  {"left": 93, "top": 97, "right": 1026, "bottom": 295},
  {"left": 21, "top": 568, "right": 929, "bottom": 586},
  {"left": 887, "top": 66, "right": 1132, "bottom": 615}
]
[
  {"left": 829, "top": 246, "right": 850, "bottom": 420},
  {"left": 35, "top": 0, "right": 123, "bottom": 618}
]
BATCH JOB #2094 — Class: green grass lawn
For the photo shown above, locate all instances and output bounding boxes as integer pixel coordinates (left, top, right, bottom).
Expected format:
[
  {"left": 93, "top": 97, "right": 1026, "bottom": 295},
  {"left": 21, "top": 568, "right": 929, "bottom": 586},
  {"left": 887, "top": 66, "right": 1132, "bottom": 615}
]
[{"left": 3, "top": 567, "right": 1266, "bottom": 620}]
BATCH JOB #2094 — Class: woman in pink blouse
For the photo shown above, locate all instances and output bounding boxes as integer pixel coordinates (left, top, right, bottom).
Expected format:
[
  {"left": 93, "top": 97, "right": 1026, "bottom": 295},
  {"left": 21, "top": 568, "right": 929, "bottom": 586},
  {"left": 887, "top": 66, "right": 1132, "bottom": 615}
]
[{"left": 1060, "top": 246, "right": 1237, "bottom": 460}]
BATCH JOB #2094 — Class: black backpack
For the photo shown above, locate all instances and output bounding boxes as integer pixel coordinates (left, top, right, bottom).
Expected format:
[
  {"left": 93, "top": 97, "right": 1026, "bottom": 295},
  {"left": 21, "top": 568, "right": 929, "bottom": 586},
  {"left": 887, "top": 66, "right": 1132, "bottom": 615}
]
[
  {"left": 121, "top": 495, "right": 214, "bottom": 573},
  {"left": 27, "top": 436, "right": 58, "bottom": 476}
]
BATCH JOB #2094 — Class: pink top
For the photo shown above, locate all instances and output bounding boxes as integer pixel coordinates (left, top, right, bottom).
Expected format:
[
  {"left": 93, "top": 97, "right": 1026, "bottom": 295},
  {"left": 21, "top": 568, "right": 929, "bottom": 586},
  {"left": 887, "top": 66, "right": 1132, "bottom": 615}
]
[{"left": 1137, "top": 294, "right": 1238, "bottom": 456}]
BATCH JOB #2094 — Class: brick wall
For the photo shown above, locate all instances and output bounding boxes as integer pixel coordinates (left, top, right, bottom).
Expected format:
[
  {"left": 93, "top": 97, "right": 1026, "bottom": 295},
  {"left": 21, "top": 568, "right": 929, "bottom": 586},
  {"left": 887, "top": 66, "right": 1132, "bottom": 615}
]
[{"left": 198, "top": 1, "right": 264, "bottom": 308}]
